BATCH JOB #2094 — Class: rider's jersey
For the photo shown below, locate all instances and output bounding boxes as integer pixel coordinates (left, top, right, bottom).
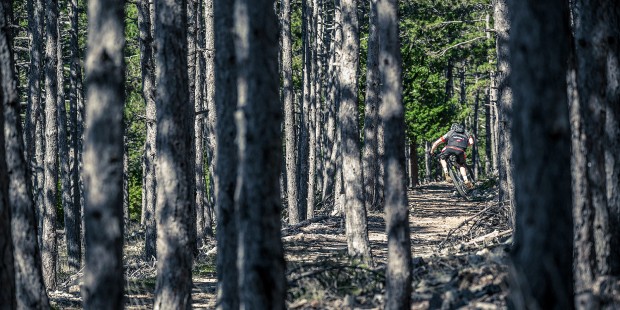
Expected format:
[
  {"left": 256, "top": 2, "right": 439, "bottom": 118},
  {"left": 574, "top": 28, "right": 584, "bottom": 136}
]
[{"left": 441, "top": 129, "right": 472, "bottom": 150}]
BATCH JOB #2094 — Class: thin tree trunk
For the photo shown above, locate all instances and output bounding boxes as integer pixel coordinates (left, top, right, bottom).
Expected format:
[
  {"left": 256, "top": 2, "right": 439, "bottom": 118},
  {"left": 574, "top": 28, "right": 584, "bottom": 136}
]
[
  {"left": 214, "top": 0, "right": 238, "bottom": 307},
  {"left": 137, "top": 0, "right": 157, "bottom": 260},
  {"left": 186, "top": 0, "right": 198, "bottom": 257},
  {"left": 410, "top": 142, "right": 418, "bottom": 186},
  {"left": 378, "top": 0, "right": 412, "bottom": 306},
  {"left": 362, "top": 0, "right": 380, "bottom": 211},
  {"left": 484, "top": 92, "right": 492, "bottom": 175},
  {"left": 82, "top": 0, "right": 126, "bottom": 306},
  {"left": 203, "top": 0, "right": 215, "bottom": 238},
  {"left": 281, "top": 0, "right": 298, "bottom": 224},
  {"left": 234, "top": 1, "right": 286, "bottom": 307},
  {"left": 472, "top": 91, "right": 480, "bottom": 179},
  {"left": 306, "top": 0, "right": 317, "bottom": 219},
  {"left": 68, "top": 0, "right": 82, "bottom": 271},
  {"left": 340, "top": 0, "right": 372, "bottom": 264},
  {"left": 42, "top": 0, "right": 59, "bottom": 290},
  {"left": 2, "top": 2, "right": 44, "bottom": 307},
  {"left": 25, "top": 0, "right": 44, "bottom": 190},
  {"left": 153, "top": 0, "right": 194, "bottom": 307},
  {"left": 194, "top": 0, "right": 208, "bottom": 246},
  {"left": 297, "top": 0, "right": 311, "bottom": 223},
  {"left": 57, "top": 22, "right": 79, "bottom": 273},
  {"left": 424, "top": 141, "right": 431, "bottom": 183},
  {"left": 508, "top": 0, "right": 574, "bottom": 308},
  {"left": 321, "top": 0, "right": 340, "bottom": 202}
]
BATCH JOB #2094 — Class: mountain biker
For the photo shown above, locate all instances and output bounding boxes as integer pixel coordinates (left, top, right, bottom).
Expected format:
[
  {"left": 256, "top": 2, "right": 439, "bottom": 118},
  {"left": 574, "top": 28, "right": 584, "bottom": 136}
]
[{"left": 430, "top": 123, "right": 475, "bottom": 189}]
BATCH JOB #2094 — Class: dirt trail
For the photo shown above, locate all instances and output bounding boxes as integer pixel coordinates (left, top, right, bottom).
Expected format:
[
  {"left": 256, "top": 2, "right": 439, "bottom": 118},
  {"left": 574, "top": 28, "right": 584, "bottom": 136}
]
[
  {"left": 50, "top": 182, "right": 508, "bottom": 309},
  {"left": 282, "top": 182, "right": 508, "bottom": 309}
]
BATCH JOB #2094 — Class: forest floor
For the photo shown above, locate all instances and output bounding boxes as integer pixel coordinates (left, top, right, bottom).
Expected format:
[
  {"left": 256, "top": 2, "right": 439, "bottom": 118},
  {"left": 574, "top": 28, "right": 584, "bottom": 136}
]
[{"left": 49, "top": 179, "right": 512, "bottom": 309}]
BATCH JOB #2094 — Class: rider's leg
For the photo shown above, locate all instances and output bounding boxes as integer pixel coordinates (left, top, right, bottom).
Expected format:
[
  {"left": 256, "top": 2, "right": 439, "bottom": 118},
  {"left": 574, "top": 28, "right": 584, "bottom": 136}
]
[
  {"left": 458, "top": 165, "right": 469, "bottom": 182},
  {"left": 440, "top": 158, "right": 448, "bottom": 175},
  {"left": 440, "top": 158, "right": 451, "bottom": 181}
]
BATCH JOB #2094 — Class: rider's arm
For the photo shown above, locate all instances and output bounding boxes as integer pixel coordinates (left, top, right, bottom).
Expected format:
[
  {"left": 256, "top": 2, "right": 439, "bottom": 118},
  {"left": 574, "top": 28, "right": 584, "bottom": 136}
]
[{"left": 430, "top": 138, "right": 443, "bottom": 153}]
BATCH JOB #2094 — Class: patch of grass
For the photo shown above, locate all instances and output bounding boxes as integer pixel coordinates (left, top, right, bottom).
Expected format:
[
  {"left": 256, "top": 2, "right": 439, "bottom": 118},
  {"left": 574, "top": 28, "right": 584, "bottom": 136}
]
[
  {"left": 194, "top": 260, "right": 217, "bottom": 277},
  {"left": 128, "top": 277, "right": 157, "bottom": 291}
]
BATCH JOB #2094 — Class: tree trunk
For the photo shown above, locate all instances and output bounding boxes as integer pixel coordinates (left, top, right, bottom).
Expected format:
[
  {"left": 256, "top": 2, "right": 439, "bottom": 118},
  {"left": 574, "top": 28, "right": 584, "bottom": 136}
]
[
  {"left": 194, "top": 0, "right": 209, "bottom": 246},
  {"left": 234, "top": 1, "right": 286, "bottom": 308},
  {"left": 571, "top": 1, "right": 620, "bottom": 307},
  {"left": 82, "top": 0, "right": 126, "bottom": 307},
  {"left": 2, "top": 3, "right": 40, "bottom": 307},
  {"left": 494, "top": 0, "right": 515, "bottom": 227},
  {"left": 472, "top": 91, "right": 480, "bottom": 179},
  {"left": 203, "top": 0, "right": 215, "bottom": 238},
  {"left": 484, "top": 92, "right": 492, "bottom": 176},
  {"left": 42, "top": 0, "right": 59, "bottom": 290},
  {"left": 362, "top": 0, "right": 380, "bottom": 211},
  {"left": 68, "top": 0, "right": 82, "bottom": 272},
  {"left": 340, "top": 0, "right": 372, "bottom": 264},
  {"left": 213, "top": 0, "right": 238, "bottom": 308},
  {"left": 297, "top": 0, "right": 311, "bottom": 223},
  {"left": 424, "top": 141, "right": 431, "bottom": 183},
  {"left": 321, "top": 0, "right": 340, "bottom": 203},
  {"left": 410, "top": 142, "right": 418, "bottom": 186},
  {"left": 508, "top": 0, "right": 574, "bottom": 308},
  {"left": 56, "top": 23, "right": 79, "bottom": 273},
  {"left": 25, "top": 0, "right": 44, "bottom": 189},
  {"left": 378, "top": 0, "right": 412, "bottom": 306},
  {"left": 281, "top": 0, "right": 299, "bottom": 225},
  {"left": 153, "top": 0, "right": 194, "bottom": 308},
  {"left": 186, "top": 0, "right": 198, "bottom": 257},
  {"left": 137, "top": 0, "right": 157, "bottom": 260},
  {"left": 314, "top": 0, "right": 326, "bottom": 196}
]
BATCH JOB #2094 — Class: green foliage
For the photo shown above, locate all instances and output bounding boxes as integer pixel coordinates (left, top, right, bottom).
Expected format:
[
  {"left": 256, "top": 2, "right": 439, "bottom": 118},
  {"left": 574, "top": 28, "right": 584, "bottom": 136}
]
[
  {"left": 124, "top": 3, "right": 147, "bottom": 222},
  {"left": 400, "top": 0, "right": 494, "bottom": 144}
]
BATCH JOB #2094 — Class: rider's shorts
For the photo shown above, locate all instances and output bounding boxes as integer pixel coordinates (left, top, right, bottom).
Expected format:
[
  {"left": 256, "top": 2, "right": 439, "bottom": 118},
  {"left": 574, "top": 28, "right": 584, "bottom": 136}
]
[{"left": 440, "top": 146, "right": 466, "bottom": 165}]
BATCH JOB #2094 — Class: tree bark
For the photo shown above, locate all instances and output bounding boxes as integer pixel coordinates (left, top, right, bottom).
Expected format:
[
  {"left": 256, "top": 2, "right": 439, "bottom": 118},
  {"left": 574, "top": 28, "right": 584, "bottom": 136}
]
[
  {"left": 137, "top": 0, "right": 157, "bottom": 260},
  {"left": 494, "top": 0, "right": 515, "bottom": 227},
  {"left": 82, "top": 0, "right": 126, "bottom": 307},
  {"left": 42, "top": 0, "right": 59, "bottom": 290},
  {"left": 203, "top": 0, "right": 215, "bottom": 238},
  {"left": 194, "top": 0, "right": 210, "bottom": 246},
  {"left": 186, "top": 0, "right": 198, "bottom": 257},
  {"left": 508, "top": 0, "right": 574, "bottom": 308},
  {"left": 378, "top": 0, "right": 412, "bottom": 307},
  {"left": 234, "top": 1, "right": 286, "bottom": 308},
  {"left": 153, "top": 0, "right": 194, "bottom": 308},
  {"left": 484, "top": 92, "right": 492, "bottom": 175},
  {"left": 297, "top": 0, "right": 311, "bottom": 223},
  {"left": 362, "top": 0, "right": 380, "bottom": 211},
  {"left": 214, "top": 0, "right": 238, "bottom": 308},
  {"left": 340, "top": 0, "right": 372, "bottom": 264},
  {"left": 56, "top": 20, "right": 79, "bottom": 273},
  {"left": 571, "top": 1, "right": 620, "bottom": 308},
  {"left": 68, "top": 0, "right": 82, "bottom": 272},
  {"left": 1, "top": 3, "right": 33, "bottom": 307},
  {"left": 281, "top": 0, "right": 299, "bottom": 225},
  {"left": 321, "top": 0, "right": 340, "bottom": 203},
  {"left": 25, "top": 0, "right": 44, "bottom": 190}
]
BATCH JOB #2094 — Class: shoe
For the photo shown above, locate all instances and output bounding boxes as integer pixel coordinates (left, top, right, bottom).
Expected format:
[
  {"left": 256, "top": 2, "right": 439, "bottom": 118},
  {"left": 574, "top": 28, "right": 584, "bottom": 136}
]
[
  {"left": 465, "top": 181, "right": 474, "bottom": 189},
  {"left": 444, "top": 172, "right": 452, "bottom": 183}
]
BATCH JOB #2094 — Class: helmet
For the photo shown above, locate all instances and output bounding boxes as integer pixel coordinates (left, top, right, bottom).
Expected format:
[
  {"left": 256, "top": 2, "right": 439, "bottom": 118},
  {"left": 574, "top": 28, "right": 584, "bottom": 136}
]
[{"left": 451, "top": 123, "right": 464, "bottom": 133}]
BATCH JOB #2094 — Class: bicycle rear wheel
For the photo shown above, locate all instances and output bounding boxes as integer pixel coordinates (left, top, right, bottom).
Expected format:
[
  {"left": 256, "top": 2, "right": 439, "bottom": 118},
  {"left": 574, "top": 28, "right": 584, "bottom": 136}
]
[{"left": 448, "top": 161, "right": 470, "bottom": 200}]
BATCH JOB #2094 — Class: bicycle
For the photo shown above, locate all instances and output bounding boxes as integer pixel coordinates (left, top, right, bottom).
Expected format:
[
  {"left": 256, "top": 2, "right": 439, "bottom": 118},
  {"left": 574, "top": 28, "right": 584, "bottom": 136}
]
[{"left": 431, "top": 152, "right": 474, "bottom": 200}]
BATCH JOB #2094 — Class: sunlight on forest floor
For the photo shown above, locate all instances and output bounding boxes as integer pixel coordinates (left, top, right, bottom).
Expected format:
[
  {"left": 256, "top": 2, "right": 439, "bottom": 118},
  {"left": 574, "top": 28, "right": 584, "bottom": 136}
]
[{"left": 49, "top": 179, "right": 510, "bottom": 309}]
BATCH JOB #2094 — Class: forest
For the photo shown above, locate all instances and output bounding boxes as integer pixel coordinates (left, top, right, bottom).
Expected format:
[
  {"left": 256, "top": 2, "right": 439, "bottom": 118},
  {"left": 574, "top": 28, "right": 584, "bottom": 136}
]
[{"left": 0, "top": 0, "right": 618, "bottom": 309}]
